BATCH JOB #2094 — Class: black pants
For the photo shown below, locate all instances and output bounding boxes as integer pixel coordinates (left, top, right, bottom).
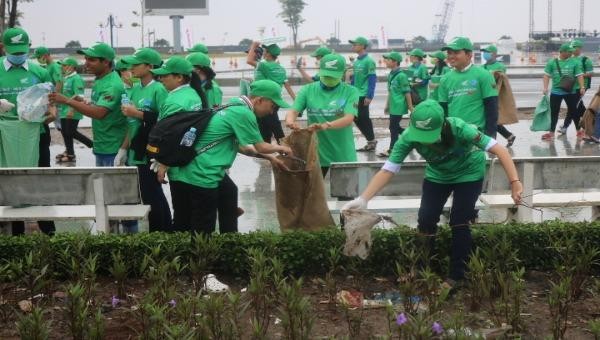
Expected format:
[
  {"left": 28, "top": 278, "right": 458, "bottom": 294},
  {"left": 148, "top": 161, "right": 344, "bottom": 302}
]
[
  {"left": 562, "top": 93, "right": 585, "bottom": 130},
  {"left": 217, "top": 174, "right": 238, "bottom": 233},
  {"left": 60, "top": 118, "right": 93, "bottom": 155},
  {"left": 417, "top": 179, "right": 483, "bottom": 281},
  {"left": 170, "top": 180, "right": 218, "bottom": 235},
  {"left": 321, "top": 167, "right": 329, "bottom": 177},
  {"left": 257, "top": 108, "right": 284, "bottom": 143},
  {"left": 497, "top": 125, "right": 513, "bottom": 139},
  {"left": 550, "top": 93, "right": 579, "bottom": 132},
  {"left": 12, "top": 125, "right": 55, "bottom": 236},
  {"left": 389, "top": 115, "right": 404, "bottom": 151},
  {"left": 354, "top": 97, "right": 375, "bottom": 142},
  {"left": 137, "top": 164, "right": 172, "bottom": 232}
]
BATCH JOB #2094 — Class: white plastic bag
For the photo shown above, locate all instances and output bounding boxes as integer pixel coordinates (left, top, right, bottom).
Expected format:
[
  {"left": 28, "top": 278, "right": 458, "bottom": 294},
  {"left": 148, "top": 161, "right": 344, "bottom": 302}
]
[{"left": 17, "top": 82, "right": 54, "bottom": 122}]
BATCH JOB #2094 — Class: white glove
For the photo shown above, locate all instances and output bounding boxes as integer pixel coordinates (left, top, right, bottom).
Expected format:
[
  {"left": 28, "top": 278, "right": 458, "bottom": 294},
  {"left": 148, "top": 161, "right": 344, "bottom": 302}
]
[
  {"left": 341, "top": 197, "right": 368, "bottom": 211},
  {"left": 149, "top": 158, "right": 160, "bottom": 173},
  {"left": 113, "top": 148, "right": 128, "bottom": 166},
  {"left": 0, "top": 99, "right": 15, "bottom": 113}
]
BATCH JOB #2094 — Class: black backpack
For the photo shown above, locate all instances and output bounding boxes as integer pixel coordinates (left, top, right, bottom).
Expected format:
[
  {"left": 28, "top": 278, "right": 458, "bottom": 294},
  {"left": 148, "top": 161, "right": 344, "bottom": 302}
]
[{"left": 146, "top": 102, "right": 243, "bottom": 167}]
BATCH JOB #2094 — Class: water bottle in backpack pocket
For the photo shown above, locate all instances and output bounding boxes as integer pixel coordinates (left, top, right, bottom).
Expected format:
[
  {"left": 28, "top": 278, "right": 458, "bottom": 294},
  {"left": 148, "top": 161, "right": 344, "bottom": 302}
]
[{"left": 180, "top": 127, "right": 197, "bottom": 146}]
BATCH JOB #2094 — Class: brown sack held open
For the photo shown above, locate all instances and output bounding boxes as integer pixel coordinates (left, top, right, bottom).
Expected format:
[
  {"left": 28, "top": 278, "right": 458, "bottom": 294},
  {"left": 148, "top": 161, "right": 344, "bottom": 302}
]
[
  {"left": 273, "top": 129, "right": 334, "bottom": 231},
  {"left": 581, "top": 87, "right": 600, "bottom": 136},
  {"left": 494, "top": 72, "right": 518, "bottom": 125}
]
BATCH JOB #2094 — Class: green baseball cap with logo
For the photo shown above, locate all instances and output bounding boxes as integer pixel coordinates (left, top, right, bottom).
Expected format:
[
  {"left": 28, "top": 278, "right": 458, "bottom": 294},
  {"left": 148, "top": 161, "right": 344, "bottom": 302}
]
[
  {"left": 3, "top": 27, "right": 30, "bottom": 54},
  {"left": 382, "top": 51, "right": 403, "bottom": 63},
  {"left": 250, "top": 79, "right": 290, "bottom": 108},
  {"left": 57, "top": 57, "right": 79, "bottom": 67},
  {"left": 442, "top": 36, "right": 474, "bottom": 51},
  {"left": 481, "top": 44, "right": 498, "bottom": 53},
  {"left": 428, "top": 51, "right": 447, "bottom": 60},
  {"left": 570, "top": 39, "right": 584, "bottom": 48},
  {"left": 122, "top": 48, "right": 162, "bottom": 67},
  {"left": 261, "top": 43, "right": 281, "bottom": 57},
  {"left": 409, "top": 48, "right": 425, "bottom": 58},
  {"left": 310, "top": 46, "right": 332, "bottom": 58},
  {"left": 404, "top": 99, "right": 445, "bottom": 144},
  {"left": 188, "top": 43, "right": 208, "bottom": 54},
  {"left": 349, "top": 36, "right": 369, "bottom": 47},
  {"left": 318, "top": 53, "right": 346, "bottom": 79},
  {"left": 186, "top": 52, "right": 211, "bottom": 68},
  {"left": 150, "top": 56, "right": 193, "bottom": 76},
  {"left": 77, "top": 42, "right": 116, "bottom": 61},
  {"left": 559, "top": 43, "right": 574, "bottom": 53},
  {"left": 33, "top": 46, "right": 50, "bottom": 58}
]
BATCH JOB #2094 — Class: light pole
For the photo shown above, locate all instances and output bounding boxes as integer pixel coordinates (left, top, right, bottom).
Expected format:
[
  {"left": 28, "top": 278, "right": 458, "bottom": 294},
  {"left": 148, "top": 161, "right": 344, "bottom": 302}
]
[
  {"left": 99, "top": 14, "right": 123, "bottom": 48},
  {"left": 132, "top": 0, "right": 145, "bottom": 47}
]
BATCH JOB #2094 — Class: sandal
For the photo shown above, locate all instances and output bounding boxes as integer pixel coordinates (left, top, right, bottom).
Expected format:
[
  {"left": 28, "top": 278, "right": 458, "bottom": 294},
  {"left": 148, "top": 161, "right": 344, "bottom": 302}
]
[
  {"left": 55, "top": 151, "right": 67, "bottom": 160},
  {"left": 58, "top": 154, "right": 76, "bottom": 163},
  {"left": 377, "top": 150, "right": 390, "bottom": 158},
  {"left": 506, "top": 135, "right": 516, "bottom": 147}
]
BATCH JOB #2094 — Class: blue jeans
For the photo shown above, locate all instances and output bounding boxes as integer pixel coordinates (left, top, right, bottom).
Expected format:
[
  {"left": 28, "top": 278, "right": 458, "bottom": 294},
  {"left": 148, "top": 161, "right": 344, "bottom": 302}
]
[
  {"left": 594, "top": 109, "right": 600, "bottom": 138},
  {"left": 94, "top": 153, "right": 139, "bottom": 233}
]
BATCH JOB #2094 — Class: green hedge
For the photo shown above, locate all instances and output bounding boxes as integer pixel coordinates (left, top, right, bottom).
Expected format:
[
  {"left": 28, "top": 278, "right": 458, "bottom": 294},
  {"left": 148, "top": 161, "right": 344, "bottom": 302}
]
[{"left": 1, "top": 222, "right": 599, "bottom": 278}]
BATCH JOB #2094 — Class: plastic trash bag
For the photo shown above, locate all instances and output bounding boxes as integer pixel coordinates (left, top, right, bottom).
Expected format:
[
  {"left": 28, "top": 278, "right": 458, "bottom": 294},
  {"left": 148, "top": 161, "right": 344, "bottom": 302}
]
[
  {"left": 17, "top": 82, "right": 54, "bottom": 123},
  {"left": 530, "top": 95, "right": 551, "bottom": 132}
]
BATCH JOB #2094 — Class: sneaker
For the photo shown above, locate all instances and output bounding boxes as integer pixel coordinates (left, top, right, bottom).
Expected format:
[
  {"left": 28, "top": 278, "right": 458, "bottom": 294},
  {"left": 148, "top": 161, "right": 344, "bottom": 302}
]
[
  {"left": 558, "top": 126, "right": 567, "bottom": 135},
  {"left": 541, "top": 132, "right": 554, "bottom": 141},
  {"left": 506, "top": 135, "right": 516, "bottom": 147},
  {"left": 203, "top": 274, "right": 229, "bottom": 293},
  {"left": 357, "top": 140, "right": 377, "bottom": 152}
]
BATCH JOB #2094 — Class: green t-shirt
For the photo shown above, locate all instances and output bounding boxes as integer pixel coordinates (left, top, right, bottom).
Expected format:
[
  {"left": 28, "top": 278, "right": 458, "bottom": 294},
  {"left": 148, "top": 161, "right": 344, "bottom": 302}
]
[
  {"left": 483, "top": 61, "right": 507, "bottom": 74},
  {"left": 172, "top": 97, "right": 263, "bottom": 188},
  {"left": 159, "top": 85, "right": 204, "bottom": 120},
  {"left": 59, "top": 72, "right": 85, "bottom": 120},
  {"left": 352, "top": 54, "right": 376, "bottom": 97},
  {"left": 387, "top": 68, "right": 411, "bottom": 116},
  {"left": 407, "top": 63, "right": 430, "bottom": 101},
  {"left": 388, "top": 117, "right": 494, "bottom": 184},
  {"left": 254, "top": 60, "right": 287, "bottom": 85},
  {"left": 438, "top": 65, "right": 498, "bottom": 131},
  {"left": 429, "top": 65, "right": 451, "bottom": 101},
  {"left": 573, "top": 55, "right": 593, "bottom": 90},
  {"left": 90, "top": 71, "right": 128, "bottom": 155},
  {"left": 292, "top": 82, "right": 359, "bottom": 167},
  {"left": 543, "top": 57, "right": 583, "bottom": 94},
  {"left": 204, "top": 80, "right": 223, "bottom": 108},
  {"left": 45, "top": 61, "right": 63, "bottom": 86},
  {"left": 0, "top": 58, "right": 51, "bottom": 120},
  {"left": 126, "top": 80, "right": 168, "bottom": 165}
]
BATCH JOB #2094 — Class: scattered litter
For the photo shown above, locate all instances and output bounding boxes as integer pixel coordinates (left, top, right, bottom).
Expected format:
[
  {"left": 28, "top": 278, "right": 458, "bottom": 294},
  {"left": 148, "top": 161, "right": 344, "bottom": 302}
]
[
  {"left": 52, "top": 291, "right": 66, "bottom": 299},
  {"left": 274, "top": 317, "right": 282, "bottom": 325},
  {"left": 336, "top": 290, "right": 363, "bottom": 308},
  {"left": 241, "top": 287, "right": 247, "bottom": 293},
  {"left": 18, "top": 300, "right": 32, "bottom": 313}
]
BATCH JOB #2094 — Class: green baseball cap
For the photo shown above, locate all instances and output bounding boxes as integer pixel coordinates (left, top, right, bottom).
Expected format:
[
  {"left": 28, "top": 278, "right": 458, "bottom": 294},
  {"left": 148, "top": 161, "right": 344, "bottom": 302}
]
[
  {"left": 261, "top": 43, "right": 281, "bottom": 57},
  {"left": 310, "top": 46, "right": 332, "bottom": 58},
  {"left": 250, "top": 79, "right": 290, "bottom": 109},
  {"left": 349, "top": 36, "right": 369, "bottom": 47},
  {"left": 481, "top": 44, "right": 498, "bottom": 53},
  {"left": 57, "top": 57, "right": 78, "bottom": 67},
  {"left": 404, "top": 99, "right": 445, "bottom": 144},
  {"left": 442, "top": 36, "right": 474, "bottom": 51},
  {"left": 559, "top": 43, "right": 574, "bottom": 53},
  {"left": 33, "top": 46, "right": 49, "bottom": 58},
  {"left": 115, "top": 59, "right": 130, "bottom": 71},
  {"left": 570, "top": 39, "right": 584, "bottom": 48},
  {"left": 409, "top": 48, "right": 425, "bottom": 58},
  {"left": 150, "top": 56, "right": 193, "bottom": 76},
  {"left": 122, "top": 48, "right": 162, "bottom": 67},
  {"left": 188, "top": 43, "right": 208, "bottom": 54},
  {"left": 3, "top": 27, "right": 30, "bottom": 54},
  {"left": 382, "top": 51, "right": 403, "bottom": 63},
  {"left": 318, "top": 53, "right": 346, "bottom": 79},
  {"left": 428, "top": 51, "right": 447, "bottom": 60},
  {"left": 186, "top": 52, "right": 211, "bottom": 68},
  {"left": 77, "top": 42, "right": 116, "bottom": 61}
]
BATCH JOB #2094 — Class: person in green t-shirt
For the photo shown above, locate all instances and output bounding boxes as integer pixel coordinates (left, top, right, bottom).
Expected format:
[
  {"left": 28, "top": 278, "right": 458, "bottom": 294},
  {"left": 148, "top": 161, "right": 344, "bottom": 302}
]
[
  {"left": 285, "top": 53, "right": 360, "bottom": 177},
  {"left": 55, "top": 57, "right": 93, "bottom": 163},
  {"left": 438, "top": 37, "right": 499, "bottom": 137},
  {"left": 186, "top": 52, "right": 223, "bottom": 108},
  {"left": 342, "top": 99, "right": 522, "bottom": 284},
  {"left": 541, "top": 43, "right": 585, "bottom": 140},
  {"left": 428, "top": 51, "right": 450, "bottom": 101},
  {"left": 297, "top": 46, "right": 331, "bottom": 83},
  {"left": 380, "top": 51, "right": 413, "bottom": 157},
  {"left": 408, "top": 48, "right": 430, "bottom": 102},
  {"left": 561, "top": 39, "right": 594, "bottom": 138},
  {"left": 349, "top": 36, "right": 378, "bottom": 152},
  {"left": 247, "top": 41, "right": 296, "bottom": 144}
]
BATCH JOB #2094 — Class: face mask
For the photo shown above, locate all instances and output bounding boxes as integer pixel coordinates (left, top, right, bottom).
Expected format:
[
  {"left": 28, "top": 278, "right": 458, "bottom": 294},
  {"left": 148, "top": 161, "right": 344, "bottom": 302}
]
[
  {"left": 320, "top": 76, "right": 341, "bottom": 88},
  {"left": 7, "top": 54, "right": 28, "bottom": 65},
  {"left": 482, "top": 52, "right": 492, "bottom": 61}
]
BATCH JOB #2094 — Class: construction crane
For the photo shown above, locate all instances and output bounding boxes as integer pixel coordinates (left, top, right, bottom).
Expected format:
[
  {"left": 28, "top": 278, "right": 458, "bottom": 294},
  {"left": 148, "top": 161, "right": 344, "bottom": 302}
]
[{"left": 431, "top": 0, "right": 456, "bottom": 43}]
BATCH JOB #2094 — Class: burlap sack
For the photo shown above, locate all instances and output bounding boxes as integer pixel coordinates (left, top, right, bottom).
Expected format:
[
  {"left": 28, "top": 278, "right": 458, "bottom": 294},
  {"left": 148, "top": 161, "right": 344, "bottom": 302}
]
[
  {"left": 341, "top": 209, "right": 383, "bottom": 259},
  {"left": 273, "top": 129, "right": 334, "bottom": 231},
  {"left": 581, "top": 88, "right": 600, "bottom": 136},
  {"left": 494, "top": 72, "right": 518, "bottom": 125}
]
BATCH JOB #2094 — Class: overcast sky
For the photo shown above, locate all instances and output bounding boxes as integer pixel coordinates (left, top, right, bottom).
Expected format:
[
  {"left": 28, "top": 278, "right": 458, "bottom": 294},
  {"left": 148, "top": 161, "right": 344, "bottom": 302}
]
[{"left": 19, "top": 0, "right": 599, "bottom": 49}]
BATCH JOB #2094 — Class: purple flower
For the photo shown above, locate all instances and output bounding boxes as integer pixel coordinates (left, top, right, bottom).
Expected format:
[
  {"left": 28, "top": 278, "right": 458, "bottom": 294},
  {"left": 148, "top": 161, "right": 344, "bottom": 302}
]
[
  {"left": 432, "top": 321, "right": 444, "bottom": 335},
  {"left": 111, "top": 296, "right": 120, "bottom": 308},
  {"left": 168, "top": 299, "right": 176, "bottom": 307},
  {"left": 396, "top": 313, "right": 407, "bottom": 326}
]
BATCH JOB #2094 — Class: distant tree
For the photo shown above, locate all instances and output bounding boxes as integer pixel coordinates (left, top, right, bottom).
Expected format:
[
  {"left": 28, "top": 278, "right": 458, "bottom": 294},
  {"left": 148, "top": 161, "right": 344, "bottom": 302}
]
[
  {"left": 153, "top": 38, "right": 170, "bottom": 48},
  {"left": 65, "top": 40, "right": 81, "bottom": 49},
  {"left": 238, "top": 38, "right": 253, "bottom": 47},
  {"left": 0, "top": 0, "right": 30, "bottom": 31},
  {"left": 278, "top": 0, "right": 307, "bottom": 49},
  {"left": 413, "top": 36, "right": 428, "bottom": 44},
  {"left": 327, "top": 36, "right": 341, "bottom": 46},
  {"left": 499, "top": 35, "right": 512, "bottom": 40}
]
